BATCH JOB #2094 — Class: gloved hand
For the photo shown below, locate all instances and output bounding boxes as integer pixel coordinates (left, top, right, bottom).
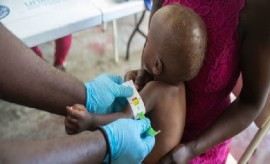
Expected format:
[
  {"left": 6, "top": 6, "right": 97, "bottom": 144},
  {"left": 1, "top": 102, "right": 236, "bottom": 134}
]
[
  {"left": 103, "top": 118, "right": 155, "bottom": 164},
  {"left": 84, "top": 73, "right": 133, "bottom": 114}
]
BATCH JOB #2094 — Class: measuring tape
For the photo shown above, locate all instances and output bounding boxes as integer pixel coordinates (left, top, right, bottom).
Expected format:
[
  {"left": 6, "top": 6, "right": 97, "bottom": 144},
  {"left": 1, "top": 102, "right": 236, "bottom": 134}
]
[
  {"left": 123, "top": 80, "right": 160, "bottom": 136},
  {"left": 122, "top": 80, "right": 145, "bottom": 119}
]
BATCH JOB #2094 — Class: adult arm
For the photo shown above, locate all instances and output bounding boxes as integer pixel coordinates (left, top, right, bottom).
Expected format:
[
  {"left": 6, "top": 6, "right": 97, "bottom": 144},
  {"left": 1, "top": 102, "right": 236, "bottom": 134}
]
[
  {"left": 0, "top": 131, "right": 106, "bottom": 163},
  {"left": 0, "top": 118, "right": 155, "bottom": 164},
  {"left": 162, "top": 1, "right": 270, "bottom": 163},
  {"left": 0, "top": 24, "right": 132, "bottom": 115},
  {"left": 0, "top": 23, "right": 85, "bottom": 115}
]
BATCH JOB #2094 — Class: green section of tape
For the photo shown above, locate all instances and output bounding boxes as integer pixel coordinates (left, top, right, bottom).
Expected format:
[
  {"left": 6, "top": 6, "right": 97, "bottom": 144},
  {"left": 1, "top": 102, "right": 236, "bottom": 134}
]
[
  {"left": 147, "top": 127, "right": 159, "bottom": 136},
  {"left": 137, "top": 112, "right": 159, "bottom": 136},
  {"left": 138, "top": 112, "right": 146, "bottom": 119}
]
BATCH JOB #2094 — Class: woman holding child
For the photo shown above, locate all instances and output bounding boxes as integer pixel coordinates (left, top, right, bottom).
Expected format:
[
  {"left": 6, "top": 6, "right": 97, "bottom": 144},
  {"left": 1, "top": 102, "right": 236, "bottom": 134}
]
[{"left": 126, "top": 0, "right": 270, "bottom": 163}]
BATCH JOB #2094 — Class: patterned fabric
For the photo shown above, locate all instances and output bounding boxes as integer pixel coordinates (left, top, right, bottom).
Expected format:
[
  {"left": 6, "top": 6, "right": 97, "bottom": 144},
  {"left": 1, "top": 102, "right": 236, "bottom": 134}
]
[{"left": 162, "top": 0, "right": 245, "bottom": 163}]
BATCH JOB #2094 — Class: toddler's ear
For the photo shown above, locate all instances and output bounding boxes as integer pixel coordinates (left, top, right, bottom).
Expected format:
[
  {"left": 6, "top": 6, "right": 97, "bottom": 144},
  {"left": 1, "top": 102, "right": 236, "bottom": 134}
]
[{"left": 152, "top": 58, "right": 163, "bottom": 75}]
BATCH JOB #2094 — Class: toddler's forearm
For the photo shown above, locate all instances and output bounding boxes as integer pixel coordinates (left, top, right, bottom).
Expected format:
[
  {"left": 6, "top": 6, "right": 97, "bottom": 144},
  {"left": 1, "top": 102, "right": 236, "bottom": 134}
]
[{"left": 90, "top": 109, "right": 133, "bottom": 130}]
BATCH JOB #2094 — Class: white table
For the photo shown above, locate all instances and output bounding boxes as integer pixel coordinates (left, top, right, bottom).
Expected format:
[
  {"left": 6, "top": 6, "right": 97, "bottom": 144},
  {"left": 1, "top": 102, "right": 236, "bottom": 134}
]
[
  {"left": 91, "top": 0, "right": 145, "bottom": 62},
  {"left": 91, "top": 0, "right": 145, "bottom": 22},
  {"left": 0, "top": 0, "right": 146, "bottom": 62},
  {"left": 0, "top": 0, "right": 102, "bottom": 47}
]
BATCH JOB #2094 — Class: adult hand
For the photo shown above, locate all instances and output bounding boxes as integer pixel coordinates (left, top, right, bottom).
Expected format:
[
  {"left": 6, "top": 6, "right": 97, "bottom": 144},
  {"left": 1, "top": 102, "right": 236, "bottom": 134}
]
[
  {"left": 110, "top": 69, "right": 153, "bottom": 112},
  {"left": 84, "top": 73, "right": 133, "bottom": 114},
  {"left": 103, "top": 118, "right": 155, "bottom": 164},
  {"left": 124, "top": 69, "right": 153, "bottom": 91},
  {"left": 161, "top": 144, "right": 194, "bottom": 164}
]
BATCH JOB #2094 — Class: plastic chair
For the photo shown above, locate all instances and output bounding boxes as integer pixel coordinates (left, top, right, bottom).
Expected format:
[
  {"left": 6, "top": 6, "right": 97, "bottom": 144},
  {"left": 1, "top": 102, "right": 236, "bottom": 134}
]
[
  {"left": 237, "top": 93, "right": 270, "bottom": 164},
  {"left": 227, "top": 92, "right": 270, "bottom": 164}
]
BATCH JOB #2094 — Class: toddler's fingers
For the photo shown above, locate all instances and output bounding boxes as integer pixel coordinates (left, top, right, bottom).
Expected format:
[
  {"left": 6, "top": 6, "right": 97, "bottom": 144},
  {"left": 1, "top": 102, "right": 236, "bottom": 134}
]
[
  {"left": 65, "top": 119, "right": 76, "bottom": 135},
  {"left": 124, "top": 71, "right": 136, "bottom": 82},
  {"left": 65, "top": 117, "right": 79, "bottom": 129},
  {"left": 66, "top": 106, "right": 74, "bottom": 117},
  {"left": 66, "top": 106, "right": 84, "bottom": 120},
  {"left": 72, "top": 104, "right": 87, "bottom": 111},
  {"left": 65, "top": 126, "right": 77, "bottom": 135},
  {"left": 67, "top": 115, "right": 79, "bottom": 125}
]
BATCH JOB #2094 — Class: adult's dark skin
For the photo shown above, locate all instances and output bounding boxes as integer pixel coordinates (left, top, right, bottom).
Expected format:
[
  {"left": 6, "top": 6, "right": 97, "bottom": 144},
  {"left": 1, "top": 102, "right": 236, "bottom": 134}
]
[
  {"left": 0, "top": 131, "right": 106, "bottom": 163},
  {"left": 0, "top": 24, "right": 155, "bottom": 163},
  {"left": 125, "top": 0, "right": 270, "bottom": 163},
  {"left": 0, "top": 24, "right": 107, "bottom": 163},
  {"left": 0, "top": 24, "right": 85, "bottom": 116}
]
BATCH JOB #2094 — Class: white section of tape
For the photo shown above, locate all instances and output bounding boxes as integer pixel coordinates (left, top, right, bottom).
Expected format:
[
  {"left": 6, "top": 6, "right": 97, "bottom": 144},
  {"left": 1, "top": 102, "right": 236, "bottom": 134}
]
[{"left": 122, "top": 80, "right": 146, "bottom": 119}]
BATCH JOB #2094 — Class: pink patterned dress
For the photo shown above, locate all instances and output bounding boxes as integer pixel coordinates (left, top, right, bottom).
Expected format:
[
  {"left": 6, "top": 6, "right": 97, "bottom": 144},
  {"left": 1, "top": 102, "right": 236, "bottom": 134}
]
[{"left": 162, "top": 0, "right": 245, "bottom": 163}]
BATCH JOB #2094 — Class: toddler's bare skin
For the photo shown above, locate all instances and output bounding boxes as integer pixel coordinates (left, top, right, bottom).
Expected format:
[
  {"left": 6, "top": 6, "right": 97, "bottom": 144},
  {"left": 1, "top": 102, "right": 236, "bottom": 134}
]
[
  {"left": 65, "top": 4, "right": 206, "bottom": 163},
  {"left": 65, "top": 104, "right": 132, "bottom": 135},
  {"left": 65, "top": 105, "right": 93, "bottom": 134},
  {"left": 65, "top": 81, "right": 186, "bottom": 163}
]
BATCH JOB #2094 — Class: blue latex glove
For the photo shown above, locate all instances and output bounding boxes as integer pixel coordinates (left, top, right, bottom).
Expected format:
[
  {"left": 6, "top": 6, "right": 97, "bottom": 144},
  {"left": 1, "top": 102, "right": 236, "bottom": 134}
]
[
  {"left": 103, "top": 118, "right": 155, "bottom": 164},
  {"left": 84, "top": 73, "right": 133, "bottom": 114},
  {"left": 110, "top": 97, "right": 129, "bottom": 112}
]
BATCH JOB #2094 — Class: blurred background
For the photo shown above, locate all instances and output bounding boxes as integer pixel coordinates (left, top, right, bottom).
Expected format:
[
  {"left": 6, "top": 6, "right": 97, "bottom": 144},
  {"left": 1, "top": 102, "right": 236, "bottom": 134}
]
[{"left": 0, "top": 8, "right": 269, "bottom": 164}]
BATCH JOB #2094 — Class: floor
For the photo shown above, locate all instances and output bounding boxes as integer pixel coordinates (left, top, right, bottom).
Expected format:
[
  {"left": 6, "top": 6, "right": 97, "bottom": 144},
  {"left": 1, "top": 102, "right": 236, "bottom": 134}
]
[
  {"left": 230, "top": 123, "right": 270, "bottom": 163},
  {"left": 0, "top": 12, "right": 269, "bottom": 163}
]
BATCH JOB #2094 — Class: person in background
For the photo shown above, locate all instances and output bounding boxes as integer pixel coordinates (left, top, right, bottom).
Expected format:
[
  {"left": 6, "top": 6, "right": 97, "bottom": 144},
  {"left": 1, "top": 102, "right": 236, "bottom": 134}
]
[{"left": 32, "top": 35, "right": 72, "bottom": 71}]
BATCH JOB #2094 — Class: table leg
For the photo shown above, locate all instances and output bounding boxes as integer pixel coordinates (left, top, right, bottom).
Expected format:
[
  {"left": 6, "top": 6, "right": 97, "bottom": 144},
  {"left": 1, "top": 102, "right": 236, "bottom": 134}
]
[
  {"left": 112, "top": 20, "right": 119, "bottom": 63},
  {"left": 126, "top": 10, "right": 147, "bottom": 60}
]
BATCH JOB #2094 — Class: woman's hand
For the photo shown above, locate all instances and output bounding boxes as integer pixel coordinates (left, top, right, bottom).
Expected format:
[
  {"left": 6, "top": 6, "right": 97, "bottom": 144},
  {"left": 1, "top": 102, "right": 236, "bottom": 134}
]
[
  {"left": 161, "top": 144, "right": 195, "bottom": 164},
  {"left": 124, "top": 69, "right": 153, "bottom": 91}
]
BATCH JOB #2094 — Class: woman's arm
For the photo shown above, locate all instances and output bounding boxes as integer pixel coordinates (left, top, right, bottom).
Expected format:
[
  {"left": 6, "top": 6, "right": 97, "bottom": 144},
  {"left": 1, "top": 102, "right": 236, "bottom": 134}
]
[
  {"left": 0, "top": 131, "right": 106, "bottom": 163},
  {"left": 162, "top": 1, "right": 270, "bottom": 163},
  {"left": 190, "top": 0, "right": 270, "bottom": 155},
  {"left": 0, "top": 24, "right": 85, "bottom": 115}
]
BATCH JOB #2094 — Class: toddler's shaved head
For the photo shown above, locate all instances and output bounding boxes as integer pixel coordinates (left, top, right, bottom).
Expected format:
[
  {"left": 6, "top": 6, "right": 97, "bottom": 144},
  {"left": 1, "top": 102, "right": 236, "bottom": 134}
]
[{"left": 144, "top": 4, "right": 207, "bottom": 84}]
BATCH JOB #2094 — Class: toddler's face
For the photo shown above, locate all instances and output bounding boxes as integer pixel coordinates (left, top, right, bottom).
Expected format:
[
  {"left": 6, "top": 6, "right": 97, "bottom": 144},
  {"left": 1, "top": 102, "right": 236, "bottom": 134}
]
[
  {"left": 142, "top": 40, "right": 155, "bottom": 76},
  {"left": 142, "top": 18, "right": 166, "bottom": 78}
]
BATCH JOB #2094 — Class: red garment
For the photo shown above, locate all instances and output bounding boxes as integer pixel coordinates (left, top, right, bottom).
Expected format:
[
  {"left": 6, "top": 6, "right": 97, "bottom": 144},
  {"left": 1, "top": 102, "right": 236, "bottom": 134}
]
[
  {"left": 54, "top": 35, "right": 72, "bottom": 66},
  {"left": 31, "top": 35, "right": 72, "bottom": 66},
  {"left": 162, "top": 0, "right": 245, "bottom": 163},
  {"left": 31, "top": 46, "right": 43, "bottom": 58}
]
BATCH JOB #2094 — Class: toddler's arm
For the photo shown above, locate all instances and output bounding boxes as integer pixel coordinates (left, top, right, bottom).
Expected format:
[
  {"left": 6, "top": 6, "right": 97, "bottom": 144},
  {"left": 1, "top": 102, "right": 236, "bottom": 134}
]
[{"left": 65, "top": 104, "right": 132, "bottom": 134}]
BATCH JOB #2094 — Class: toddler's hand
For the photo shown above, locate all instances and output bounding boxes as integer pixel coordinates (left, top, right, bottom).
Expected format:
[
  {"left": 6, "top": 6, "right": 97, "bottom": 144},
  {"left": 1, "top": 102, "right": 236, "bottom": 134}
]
[
  {"left": 65, "top": 104, "right": 93, "bottom": 135},
  {"left": 124, "top": 69, "right": 153, "bottom": 91}
]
